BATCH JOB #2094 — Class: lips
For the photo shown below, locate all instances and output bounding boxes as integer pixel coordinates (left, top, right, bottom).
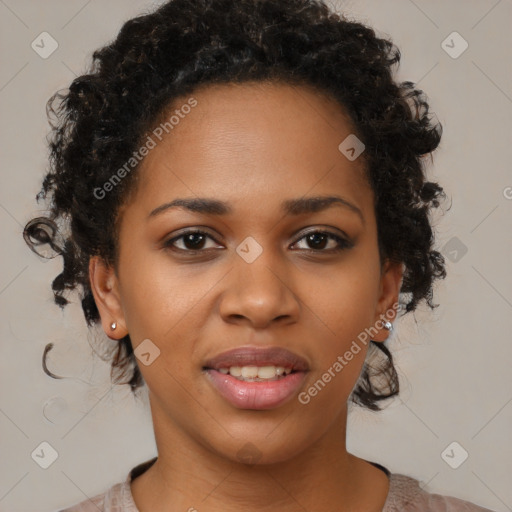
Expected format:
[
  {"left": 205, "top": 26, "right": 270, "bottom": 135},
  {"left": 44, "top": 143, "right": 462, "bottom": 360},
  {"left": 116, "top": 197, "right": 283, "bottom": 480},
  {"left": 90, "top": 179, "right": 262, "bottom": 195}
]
[
  {"left": 203, "top": 346, "right": 309, "bottom": 372},
  {"left": 203, "top": 346, "right": 309, "bottom": 410}
]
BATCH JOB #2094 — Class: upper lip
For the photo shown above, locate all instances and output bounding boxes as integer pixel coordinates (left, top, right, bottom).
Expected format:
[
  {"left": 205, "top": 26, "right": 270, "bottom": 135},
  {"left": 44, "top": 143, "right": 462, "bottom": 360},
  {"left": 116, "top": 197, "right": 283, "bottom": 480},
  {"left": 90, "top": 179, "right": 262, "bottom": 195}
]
[{"left": 203, "top": 346, "right": 309, "bottom": 371}]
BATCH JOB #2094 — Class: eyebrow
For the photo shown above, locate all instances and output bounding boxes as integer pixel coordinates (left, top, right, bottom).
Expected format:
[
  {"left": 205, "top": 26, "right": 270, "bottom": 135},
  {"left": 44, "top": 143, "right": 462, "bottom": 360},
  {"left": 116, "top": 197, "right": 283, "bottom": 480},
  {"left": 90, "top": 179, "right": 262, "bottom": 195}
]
[{"left": 148, "top": 195, "right": 364, "bottom": 224}]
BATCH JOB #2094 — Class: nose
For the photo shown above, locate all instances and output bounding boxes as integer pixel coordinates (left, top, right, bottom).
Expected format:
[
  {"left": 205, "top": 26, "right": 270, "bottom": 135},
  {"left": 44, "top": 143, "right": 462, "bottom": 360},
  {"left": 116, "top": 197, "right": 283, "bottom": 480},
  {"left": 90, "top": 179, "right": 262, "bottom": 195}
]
[{"left": 219, "top": 249, "right": 301, "bottom": 329}]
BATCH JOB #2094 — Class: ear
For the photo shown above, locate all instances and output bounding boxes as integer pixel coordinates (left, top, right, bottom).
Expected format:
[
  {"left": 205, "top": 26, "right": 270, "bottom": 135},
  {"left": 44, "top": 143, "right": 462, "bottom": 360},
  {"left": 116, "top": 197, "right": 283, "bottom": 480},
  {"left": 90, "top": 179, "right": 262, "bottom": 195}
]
[
  {"left": 89, "top": 256, "right": 128, "bottom": 339},
  {"left": 371, "top": 259, "right": 404, "bottom": 343}
]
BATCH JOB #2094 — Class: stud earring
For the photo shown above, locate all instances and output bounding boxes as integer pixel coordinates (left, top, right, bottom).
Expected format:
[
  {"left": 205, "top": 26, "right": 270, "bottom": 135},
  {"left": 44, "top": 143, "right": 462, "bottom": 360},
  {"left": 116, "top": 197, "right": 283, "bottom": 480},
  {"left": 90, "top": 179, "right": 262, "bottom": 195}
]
[
  {"left": 383, "top": 320, "right": 393, "bottom": 332},
  {"left": 110, "top": 321, "right": 117, "bottom": 331}
]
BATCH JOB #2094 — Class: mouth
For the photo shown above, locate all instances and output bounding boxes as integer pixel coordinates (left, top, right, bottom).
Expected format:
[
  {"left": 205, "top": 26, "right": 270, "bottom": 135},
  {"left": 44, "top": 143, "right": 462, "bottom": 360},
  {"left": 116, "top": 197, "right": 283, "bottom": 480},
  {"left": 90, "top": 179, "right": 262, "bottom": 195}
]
[
  {"left": 202, "top": 346, "right": 309, "bottom": 410},
  {"left": 213, "top": 365, "right": 295, "bottom": 382}
]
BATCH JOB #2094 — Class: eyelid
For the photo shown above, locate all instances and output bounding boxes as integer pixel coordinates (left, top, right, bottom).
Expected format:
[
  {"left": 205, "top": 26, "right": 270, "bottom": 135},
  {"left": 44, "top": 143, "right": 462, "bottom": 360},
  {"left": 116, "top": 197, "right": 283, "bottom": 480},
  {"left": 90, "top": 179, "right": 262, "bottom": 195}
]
[
  {"left": 290, "top": 228, "right": 353, "bottom": 252},
  {"left": 163, "top": 225, "right": 353, "bottom": 253},
  {"left": 164, "top": 227, "right": 223, "bottom": 250},
  {"left": 293, "top": 226, "right": 351, "bottom": 243}
]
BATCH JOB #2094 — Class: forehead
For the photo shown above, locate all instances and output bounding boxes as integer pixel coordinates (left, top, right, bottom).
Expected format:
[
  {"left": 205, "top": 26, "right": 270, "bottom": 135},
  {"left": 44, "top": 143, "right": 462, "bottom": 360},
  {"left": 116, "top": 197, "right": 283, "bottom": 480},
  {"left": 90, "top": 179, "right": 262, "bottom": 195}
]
[{"left": 128, "top": 81, "right": 372, "bottom": 218}]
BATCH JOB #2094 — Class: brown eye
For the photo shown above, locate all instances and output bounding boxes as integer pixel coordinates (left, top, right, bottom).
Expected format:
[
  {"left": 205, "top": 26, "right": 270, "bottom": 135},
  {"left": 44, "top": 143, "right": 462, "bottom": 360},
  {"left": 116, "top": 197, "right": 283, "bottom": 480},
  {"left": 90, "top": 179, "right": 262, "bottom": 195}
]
[
  {"left": 292, "top": 230, "right": 352, "bottom": 253},
  {"left": 164, "top": 230, "right": 221, "bottom": 252},
  {"left": 163, "top": 228, "right": 352, "bottom": 256}
]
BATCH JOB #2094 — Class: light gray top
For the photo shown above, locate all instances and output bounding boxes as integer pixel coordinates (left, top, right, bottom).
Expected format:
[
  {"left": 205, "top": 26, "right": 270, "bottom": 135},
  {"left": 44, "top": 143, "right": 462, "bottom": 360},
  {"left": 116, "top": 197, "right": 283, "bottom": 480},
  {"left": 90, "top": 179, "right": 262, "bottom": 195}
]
[{"left": 57, "top": 457, "right": 495, "bottom": 511}]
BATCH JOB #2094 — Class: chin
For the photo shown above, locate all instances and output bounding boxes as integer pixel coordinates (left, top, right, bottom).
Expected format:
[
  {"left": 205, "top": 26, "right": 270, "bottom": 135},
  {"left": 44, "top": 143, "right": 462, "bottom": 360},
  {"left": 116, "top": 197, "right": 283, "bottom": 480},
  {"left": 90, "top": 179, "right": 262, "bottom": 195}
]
[{"left": 202, "top": 417, "right": 326, "bottom": 467}]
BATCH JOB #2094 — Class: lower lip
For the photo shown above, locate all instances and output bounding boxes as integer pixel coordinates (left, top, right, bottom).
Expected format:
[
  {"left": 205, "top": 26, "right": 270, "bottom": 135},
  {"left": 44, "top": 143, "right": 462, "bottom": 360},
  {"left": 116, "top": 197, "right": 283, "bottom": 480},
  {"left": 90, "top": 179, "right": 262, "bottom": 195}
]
[{"left": 204, "top": 369, "right": 307, "bottom": 410}]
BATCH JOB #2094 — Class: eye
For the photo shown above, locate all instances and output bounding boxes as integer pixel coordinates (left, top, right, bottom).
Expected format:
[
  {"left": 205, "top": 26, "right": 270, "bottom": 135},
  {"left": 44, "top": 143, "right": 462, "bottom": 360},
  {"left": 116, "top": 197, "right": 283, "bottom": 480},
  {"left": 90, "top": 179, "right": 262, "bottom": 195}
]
[
  {"left": 163, "top": 228, "right": 353, "bottom": 255},
  {"left": 163, "top": 229, "right": 222, "bottom": 252},
  {"left": 291, "top": 230, "right": 352, "bottom": 253}
]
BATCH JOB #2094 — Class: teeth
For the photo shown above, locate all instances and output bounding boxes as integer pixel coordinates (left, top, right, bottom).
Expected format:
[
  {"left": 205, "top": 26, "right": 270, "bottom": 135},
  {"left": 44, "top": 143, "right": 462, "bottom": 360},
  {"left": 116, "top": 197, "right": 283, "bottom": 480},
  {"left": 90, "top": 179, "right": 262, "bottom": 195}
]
[
  {"left": 229, "top": 366, "right": 242, "bottom": 377},
  {"left": 241, "top": 366, "right": 259, "bottom": 378},
  {"left": 217, "top": 365, "right": 293, "bottom": 381},
  {"left": 257, "top": 366, "right": 277, "bottom": 379}
]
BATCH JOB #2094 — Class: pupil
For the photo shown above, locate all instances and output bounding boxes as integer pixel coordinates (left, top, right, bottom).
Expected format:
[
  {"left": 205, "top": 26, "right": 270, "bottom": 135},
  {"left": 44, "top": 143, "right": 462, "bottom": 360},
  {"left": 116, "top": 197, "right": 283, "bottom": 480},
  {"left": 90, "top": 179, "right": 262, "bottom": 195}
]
[
  {"left": 185, "top": 233, "right": 205, "bottom": 249},
  {"left": 308, "top": 233, "right": 326, "bottom": 249}
]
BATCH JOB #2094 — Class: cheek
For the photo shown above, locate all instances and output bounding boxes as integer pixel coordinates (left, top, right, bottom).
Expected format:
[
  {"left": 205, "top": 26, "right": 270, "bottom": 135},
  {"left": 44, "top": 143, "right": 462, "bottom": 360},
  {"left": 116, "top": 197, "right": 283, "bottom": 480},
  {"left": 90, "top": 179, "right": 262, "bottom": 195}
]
[
  {"left": 118, "top": 252, "right": 209, "bottom": 344},
  {"left": 300, "top": 271, "right": 377, "bottom": 406},
  {"left": 117, "top": 259, "right": 219, "bottom": 388},
  {"left": 305, "top": 268, "right": 379, "bottom": 350}
]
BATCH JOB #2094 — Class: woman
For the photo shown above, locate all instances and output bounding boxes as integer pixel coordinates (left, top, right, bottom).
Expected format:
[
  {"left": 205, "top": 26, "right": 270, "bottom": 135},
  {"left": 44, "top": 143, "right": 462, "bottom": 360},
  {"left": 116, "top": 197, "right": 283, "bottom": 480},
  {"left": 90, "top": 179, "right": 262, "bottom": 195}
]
[{"left": 23, "top": 0, "right": 494, "bottom": 510}]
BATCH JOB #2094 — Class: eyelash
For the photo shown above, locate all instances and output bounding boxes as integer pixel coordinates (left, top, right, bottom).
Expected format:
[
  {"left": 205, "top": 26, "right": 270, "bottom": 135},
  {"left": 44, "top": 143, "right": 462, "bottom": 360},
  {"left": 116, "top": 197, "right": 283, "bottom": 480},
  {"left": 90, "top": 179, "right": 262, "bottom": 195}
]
[{"left": 163, "top": 228, "right": 352, "bottom": 255}]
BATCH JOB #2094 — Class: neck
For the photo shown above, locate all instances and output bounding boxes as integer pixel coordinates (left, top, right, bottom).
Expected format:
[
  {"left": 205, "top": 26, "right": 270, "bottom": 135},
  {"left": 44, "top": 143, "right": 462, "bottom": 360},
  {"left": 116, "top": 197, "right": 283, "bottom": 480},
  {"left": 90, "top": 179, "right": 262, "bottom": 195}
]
[{"left": 131, "top": 396, "right": 389, "bottom": 512}]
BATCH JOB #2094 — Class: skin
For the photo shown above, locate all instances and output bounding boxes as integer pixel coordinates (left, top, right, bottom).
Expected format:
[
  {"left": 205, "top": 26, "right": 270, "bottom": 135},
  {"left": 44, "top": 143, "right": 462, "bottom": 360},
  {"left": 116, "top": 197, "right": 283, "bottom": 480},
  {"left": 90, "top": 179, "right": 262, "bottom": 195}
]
[{"left": 90, "top": 81, "right": 404, "bottom": 512}]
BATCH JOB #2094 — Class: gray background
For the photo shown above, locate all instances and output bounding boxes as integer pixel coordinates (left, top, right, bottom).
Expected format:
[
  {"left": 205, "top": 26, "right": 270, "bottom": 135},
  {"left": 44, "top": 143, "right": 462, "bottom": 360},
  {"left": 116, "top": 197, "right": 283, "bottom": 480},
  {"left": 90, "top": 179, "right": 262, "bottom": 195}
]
[{"left": 1, "top": 0, "right": 511, "bottom": 510}]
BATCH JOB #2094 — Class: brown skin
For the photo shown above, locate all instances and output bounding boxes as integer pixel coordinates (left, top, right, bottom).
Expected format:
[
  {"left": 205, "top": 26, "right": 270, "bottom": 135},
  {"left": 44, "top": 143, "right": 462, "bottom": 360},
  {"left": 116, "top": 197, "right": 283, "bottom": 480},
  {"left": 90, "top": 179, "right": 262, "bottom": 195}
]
[{"left": 90, "top": 81, "right": 403, "bottom": 512}]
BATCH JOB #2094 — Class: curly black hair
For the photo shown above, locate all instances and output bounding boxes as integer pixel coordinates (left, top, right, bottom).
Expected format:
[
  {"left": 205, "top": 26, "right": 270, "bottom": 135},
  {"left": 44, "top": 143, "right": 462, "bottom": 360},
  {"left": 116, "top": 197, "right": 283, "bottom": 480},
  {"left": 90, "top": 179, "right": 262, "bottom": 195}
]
[{"left": 23, "top": 0, "right": 447, "bottom": 411}]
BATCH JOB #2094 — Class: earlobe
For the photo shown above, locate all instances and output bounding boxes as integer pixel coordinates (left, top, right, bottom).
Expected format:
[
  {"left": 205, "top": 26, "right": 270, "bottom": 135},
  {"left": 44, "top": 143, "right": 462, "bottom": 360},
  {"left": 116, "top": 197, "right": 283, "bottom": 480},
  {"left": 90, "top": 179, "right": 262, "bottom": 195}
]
[
  {"left": 88, "top": 256, "right": 127, "bottom": 339},
  {"left": 372, "top": 260, "right": 404, "bottom": 343}
]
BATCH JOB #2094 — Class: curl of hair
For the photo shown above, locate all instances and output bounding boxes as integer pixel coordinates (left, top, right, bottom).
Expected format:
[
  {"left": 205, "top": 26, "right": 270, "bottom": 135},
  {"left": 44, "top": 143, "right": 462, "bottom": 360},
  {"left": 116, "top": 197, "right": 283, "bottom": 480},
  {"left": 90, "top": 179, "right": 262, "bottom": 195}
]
[{"left": 24, "top": 0, "right": 447, "bottom": 410}]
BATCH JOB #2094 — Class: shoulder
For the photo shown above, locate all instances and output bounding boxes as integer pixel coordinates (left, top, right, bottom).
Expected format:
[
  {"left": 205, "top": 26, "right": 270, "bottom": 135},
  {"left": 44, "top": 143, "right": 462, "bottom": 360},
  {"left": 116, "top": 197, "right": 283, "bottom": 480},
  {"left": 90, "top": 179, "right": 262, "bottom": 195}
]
[
  {"left": 56, "top": 481, "right": 132, "bottom": 512},
  {"left": 384, "top": 473, "right": 496, "bottom": 512},
  {"left": 56, "top": 457, "right": 156, "bottom": 512},
  {"left": 57, "top": 457, "right": 157, "bottom": 512},
  {"left": 56, "top": 487, "right": 107, "bottom": 511}
]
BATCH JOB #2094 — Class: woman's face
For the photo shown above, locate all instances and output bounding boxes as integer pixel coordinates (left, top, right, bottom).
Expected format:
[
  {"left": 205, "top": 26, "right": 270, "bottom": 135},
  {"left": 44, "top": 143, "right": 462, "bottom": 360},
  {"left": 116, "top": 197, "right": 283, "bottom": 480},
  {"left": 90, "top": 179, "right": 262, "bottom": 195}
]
[{"left": 91, "top": 81, "right": 402, "bottom": 464}]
